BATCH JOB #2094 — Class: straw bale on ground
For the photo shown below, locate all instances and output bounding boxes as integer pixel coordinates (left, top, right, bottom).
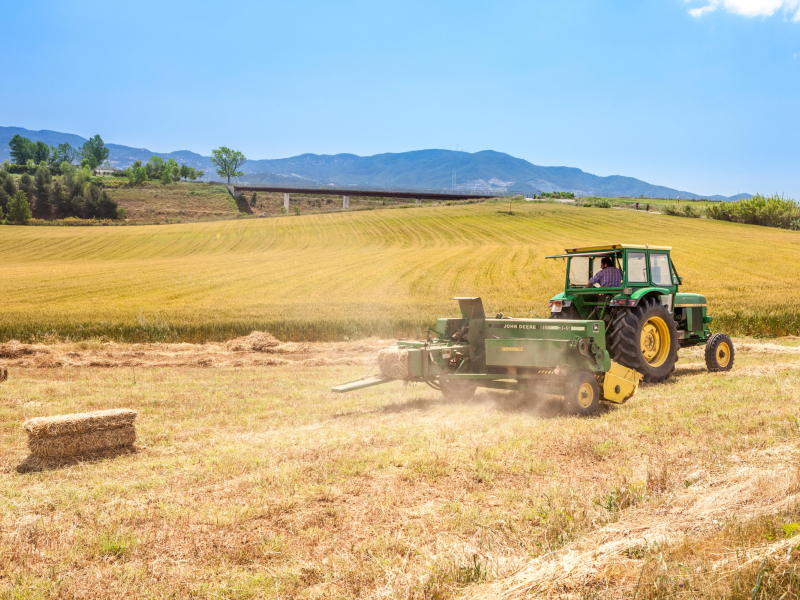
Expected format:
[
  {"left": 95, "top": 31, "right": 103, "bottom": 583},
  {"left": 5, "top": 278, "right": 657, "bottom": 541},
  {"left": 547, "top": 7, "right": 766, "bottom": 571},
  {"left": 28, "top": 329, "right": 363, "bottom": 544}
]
[
  {"left": 23, "top": 408, "right": 137, "bottom": 439},
  {"left": 28, "top": 425, "right": 137, "bottom": 459},
  {"left": 378, "top": 346, "right": 410, "bottom": 380}
]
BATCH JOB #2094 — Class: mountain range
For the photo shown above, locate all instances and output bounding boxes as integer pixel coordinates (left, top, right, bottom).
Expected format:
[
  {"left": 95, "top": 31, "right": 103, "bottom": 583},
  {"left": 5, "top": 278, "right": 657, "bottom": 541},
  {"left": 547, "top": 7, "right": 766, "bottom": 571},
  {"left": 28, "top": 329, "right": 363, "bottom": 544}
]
[{"left": 0, "top": 126, "right": 750, "bottom": 200}]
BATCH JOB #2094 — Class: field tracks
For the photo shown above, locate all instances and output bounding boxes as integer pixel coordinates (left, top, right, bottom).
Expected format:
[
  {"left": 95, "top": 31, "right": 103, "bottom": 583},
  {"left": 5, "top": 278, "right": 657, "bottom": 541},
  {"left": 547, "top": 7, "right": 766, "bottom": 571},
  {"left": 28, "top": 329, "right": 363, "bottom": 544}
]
[{"left": 463, "top": 443, "right": 800, "bottom": 600}]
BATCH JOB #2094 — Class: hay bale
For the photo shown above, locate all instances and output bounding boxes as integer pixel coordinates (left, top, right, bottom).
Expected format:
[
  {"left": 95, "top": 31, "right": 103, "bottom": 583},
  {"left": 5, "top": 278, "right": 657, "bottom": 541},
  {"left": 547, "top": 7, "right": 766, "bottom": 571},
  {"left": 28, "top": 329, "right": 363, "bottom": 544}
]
[
  {"left": 28, "top": 425, "right": 136, "bottom": 459},
  {"left": 378, "top": 346, "right": 410, "bottom": 380},
  {"left": 23, "top": 408, "right": 137, "bottom": 439}
]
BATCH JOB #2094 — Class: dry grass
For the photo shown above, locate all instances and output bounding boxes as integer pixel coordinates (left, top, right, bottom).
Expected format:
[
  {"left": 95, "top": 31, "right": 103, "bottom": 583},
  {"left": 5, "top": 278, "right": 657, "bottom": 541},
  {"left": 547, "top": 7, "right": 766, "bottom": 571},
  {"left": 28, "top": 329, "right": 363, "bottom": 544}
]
[
  {"left": 1, "top": 337, "right": 799, "bottom": 598},
  {"left": 1, "top": 202, "right": 799, "bottom": 343}
]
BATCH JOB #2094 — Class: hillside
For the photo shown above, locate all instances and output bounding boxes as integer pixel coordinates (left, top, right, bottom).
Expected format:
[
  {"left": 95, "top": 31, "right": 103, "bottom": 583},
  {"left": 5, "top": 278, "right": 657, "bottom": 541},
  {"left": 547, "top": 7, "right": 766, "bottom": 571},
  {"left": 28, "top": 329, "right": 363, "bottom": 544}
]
[
  {"left": 1, "top": 126, "right": 750, "bottom": 200},
  {"left": 0, "top": 202, "right": 795, "bottom": 343}
]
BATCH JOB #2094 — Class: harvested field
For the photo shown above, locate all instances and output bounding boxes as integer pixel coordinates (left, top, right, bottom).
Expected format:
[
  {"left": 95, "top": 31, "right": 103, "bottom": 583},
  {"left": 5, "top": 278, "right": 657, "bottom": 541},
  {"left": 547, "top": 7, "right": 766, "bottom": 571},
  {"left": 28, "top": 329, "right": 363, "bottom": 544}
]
[
  {"left": 0, "top": 332, "right": 385, "bottom": 370},
  {"left": 1, "top": 336, "right": 799, "bottom": 598}
]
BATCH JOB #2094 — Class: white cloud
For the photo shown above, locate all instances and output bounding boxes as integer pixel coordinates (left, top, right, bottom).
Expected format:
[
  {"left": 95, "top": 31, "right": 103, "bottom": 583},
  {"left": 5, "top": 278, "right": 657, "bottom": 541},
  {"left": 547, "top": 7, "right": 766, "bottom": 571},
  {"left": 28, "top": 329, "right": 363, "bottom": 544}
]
[{"left": 687, "top": 0, "right": 800, "bottom": 19}]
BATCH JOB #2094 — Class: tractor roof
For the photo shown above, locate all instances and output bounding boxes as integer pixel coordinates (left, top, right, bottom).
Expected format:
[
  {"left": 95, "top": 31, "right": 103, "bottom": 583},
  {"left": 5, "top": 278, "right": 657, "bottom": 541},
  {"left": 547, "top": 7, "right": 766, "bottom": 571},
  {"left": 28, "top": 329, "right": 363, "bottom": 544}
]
[
  {"left": 546, "top": 244, "right": 672, "bottom": 259},
  {"left": 565, "top": 244, "right": 671, "bottom": 253}
]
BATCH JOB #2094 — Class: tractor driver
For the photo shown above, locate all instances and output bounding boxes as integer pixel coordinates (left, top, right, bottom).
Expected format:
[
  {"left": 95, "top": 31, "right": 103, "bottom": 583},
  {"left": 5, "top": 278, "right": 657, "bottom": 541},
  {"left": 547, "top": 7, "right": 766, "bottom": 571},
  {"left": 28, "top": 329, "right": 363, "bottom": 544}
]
[{"left": 588, "top": 257, "right": 622, "bottom": 288}]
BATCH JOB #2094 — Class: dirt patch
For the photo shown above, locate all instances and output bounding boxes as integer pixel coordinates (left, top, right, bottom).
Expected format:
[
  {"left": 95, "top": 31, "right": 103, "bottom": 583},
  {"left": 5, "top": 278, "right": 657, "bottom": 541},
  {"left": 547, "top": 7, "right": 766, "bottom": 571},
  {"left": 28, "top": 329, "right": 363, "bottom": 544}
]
[{"left": 0, "top": 333, "right": 386, "bottom": 370}]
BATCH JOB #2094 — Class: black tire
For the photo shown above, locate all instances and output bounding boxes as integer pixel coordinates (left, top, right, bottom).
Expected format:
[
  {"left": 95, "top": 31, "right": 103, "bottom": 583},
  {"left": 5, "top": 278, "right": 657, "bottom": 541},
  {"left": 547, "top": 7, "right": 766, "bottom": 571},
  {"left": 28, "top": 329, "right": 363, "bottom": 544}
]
[
  {"left": 564, "top": 371, "right": 600, "bottom": 415},
  {"left": 608, "top": 297, "right": 679, "bottom": 383},
  {"left": 439, "top": 377, "right": 478, "bottom": 401},
  {"left": 705, "top": 333, "right": 734, "bottom": 372},
  {"left": 549, "top": 305, "right": 581, "bottom": 320}
]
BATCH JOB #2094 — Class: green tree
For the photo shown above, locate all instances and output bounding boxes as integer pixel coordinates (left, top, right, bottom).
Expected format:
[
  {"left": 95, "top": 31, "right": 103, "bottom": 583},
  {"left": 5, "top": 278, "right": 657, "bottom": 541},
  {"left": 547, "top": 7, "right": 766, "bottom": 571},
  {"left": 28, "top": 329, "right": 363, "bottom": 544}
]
[
  {"left": 52, "top": 182, "right": 71, "bottom": 218},
  {"left": 146, "top": 156, "right": 165, "bottom": 180},
  {"left": 0, "top": 171, "right": 10, "bottom": 215},
  {"left": 8, "top": 135, "right": 34, "bottom": 165},
  {"left": 80, "top": 135, "right": 109, "bottom": 170},
  {"left": 2, "top": 172, "right": 16, "bottom": 200},
  {"left": 210, "top": 147, "right": 246, "bottom": 184},
  {"left": 96, "top": 189, "right": 120, "bottom": 219},
  {"left": 18, "top": 173, "right": 34, "bottom": 202},
  {"left": 54, "top": 142, "right": 79, "bottom": 164},
  {"left": 8, "top": 191, "right": 32, "bottom": 223},
  {"left": 159, "top": 158, "right": 179, "bottom": 185},
  {"left": 33, "top": 141, "right": 51, "bottom": 165},
  {"left": 127, "top": 161, "right": 147, "bottom": 185},
  {"left": 34, "top": 165, "right": 52, "bottom": 213}
]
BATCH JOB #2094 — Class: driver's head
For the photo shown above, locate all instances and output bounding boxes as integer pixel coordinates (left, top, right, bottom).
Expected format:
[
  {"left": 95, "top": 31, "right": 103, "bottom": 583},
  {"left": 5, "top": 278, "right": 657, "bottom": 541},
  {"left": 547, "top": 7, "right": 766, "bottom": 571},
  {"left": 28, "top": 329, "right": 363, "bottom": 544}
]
[{"left": 601, "top": 257, "right": 613, "bottom": 269}]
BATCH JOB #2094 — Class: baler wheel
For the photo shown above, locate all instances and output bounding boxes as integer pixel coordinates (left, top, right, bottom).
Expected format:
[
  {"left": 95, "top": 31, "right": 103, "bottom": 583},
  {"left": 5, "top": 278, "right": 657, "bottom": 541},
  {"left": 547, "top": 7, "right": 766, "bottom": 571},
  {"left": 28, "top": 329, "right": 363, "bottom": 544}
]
[
  {"left": 565, "top": 371, "right": 600, "bottom": 415},
  {"left": 439, "top": 377, "right": 478, "bottom": 401},
  {"left": 705, "top": 333, "right": 735, "bottom": 372},
  {"left": 609, "top": 298, "right": 679, "bottom": 383}
]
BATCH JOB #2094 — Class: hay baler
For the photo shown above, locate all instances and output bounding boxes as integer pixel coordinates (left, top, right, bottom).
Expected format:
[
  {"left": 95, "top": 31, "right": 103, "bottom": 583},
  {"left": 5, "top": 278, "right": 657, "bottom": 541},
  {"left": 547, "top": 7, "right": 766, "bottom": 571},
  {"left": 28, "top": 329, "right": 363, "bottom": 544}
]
[{"left": 333, "top": 297, "right": 641, "bottom": 415}]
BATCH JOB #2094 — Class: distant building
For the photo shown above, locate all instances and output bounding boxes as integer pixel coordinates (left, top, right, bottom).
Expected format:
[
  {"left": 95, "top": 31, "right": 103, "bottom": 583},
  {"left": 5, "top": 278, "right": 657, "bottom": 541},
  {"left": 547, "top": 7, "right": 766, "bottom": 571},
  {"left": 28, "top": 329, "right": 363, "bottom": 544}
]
[{"left": 95, "top": 166, "right": 118, "bottom": 177}]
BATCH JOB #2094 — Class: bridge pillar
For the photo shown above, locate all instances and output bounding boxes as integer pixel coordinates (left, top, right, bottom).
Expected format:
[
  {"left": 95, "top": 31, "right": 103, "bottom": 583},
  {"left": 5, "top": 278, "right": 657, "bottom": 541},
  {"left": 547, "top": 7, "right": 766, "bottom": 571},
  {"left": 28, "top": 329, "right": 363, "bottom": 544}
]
[
  {"left": 343, "top": 195, "right": 349, "bottom": 209},
  {"left": 284, "top": 193, "right": 290, "bottom": 212},
  {"left": 416, "top": 199, "right": 421, "bottom": 205}
]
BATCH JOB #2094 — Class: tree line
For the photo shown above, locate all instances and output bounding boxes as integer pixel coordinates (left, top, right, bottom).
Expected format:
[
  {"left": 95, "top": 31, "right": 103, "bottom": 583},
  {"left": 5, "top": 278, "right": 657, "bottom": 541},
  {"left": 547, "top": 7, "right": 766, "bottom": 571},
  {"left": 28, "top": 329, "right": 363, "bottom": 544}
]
[
  {"left": 2, "top": 133, "right": 249, "bottom": 224},
  {"left": 0, "top": 164, "right": 123, "bottom": 223},
  {"left": 8, "top": 133, "right": 110, "bottom": 170}
]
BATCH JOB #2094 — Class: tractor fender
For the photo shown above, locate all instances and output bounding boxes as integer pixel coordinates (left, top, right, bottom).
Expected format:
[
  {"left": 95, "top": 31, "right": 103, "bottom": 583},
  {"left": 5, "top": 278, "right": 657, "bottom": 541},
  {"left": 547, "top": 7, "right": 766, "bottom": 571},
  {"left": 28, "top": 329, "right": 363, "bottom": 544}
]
[{"left": 629, "top": 287, "right": 672, "bottom": 301}]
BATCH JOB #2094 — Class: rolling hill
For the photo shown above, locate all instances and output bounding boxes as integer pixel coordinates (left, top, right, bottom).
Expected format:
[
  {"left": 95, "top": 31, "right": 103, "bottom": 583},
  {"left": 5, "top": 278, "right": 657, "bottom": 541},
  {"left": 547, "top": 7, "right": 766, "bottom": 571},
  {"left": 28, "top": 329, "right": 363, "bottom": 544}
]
[{"left": 1, "top": 126, "right": 750, "bottom": 200}]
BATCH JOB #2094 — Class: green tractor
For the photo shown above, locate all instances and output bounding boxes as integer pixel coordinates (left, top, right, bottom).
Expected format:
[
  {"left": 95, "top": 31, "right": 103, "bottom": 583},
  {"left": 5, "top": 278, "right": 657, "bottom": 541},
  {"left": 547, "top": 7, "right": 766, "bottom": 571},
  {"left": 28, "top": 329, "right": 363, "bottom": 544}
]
[
  {"left": 331, "top": 243, "right": 733, "bottom": 415},
  {"left": 546, "top": 244, "right": 734, "bottom": 382}
]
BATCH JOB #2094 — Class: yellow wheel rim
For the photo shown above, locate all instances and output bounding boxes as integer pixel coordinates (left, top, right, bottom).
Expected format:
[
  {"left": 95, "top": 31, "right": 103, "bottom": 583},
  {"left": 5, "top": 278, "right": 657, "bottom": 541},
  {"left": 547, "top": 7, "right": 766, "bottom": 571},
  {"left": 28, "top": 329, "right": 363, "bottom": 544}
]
[
  {"left": 640, "top": 316, "right": 670, "bottom": 368},
  {"left": 716, "top": 341, "right": 731, "bottom": 368},
  {"left": 578, "top": 382, "right": 595, "bottom": 408}
]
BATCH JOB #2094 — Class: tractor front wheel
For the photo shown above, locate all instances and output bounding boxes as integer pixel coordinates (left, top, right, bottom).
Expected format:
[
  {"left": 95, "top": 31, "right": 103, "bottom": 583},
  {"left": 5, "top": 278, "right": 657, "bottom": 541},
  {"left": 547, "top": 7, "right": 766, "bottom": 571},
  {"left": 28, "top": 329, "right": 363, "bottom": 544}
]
[
  {"left": 705, "top": 333, "right": 735, "bottom": 372},
  {"left": 564, "top": 371, "right": 600, "bottom": 415},
  {"left": 439, "top": 377, "right": 478, "bottom": 401},
  {"left": 609, "top": 298, "right": 679, "bottom": 383}
]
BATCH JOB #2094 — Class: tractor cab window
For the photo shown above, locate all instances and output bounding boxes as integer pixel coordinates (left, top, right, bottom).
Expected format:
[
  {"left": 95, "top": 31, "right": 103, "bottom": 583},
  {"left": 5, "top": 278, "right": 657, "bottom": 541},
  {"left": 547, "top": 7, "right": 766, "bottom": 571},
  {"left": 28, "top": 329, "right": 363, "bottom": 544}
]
[
  {"left": 627, "top": 252, "right": 647, "bottom": 283},
  {"left": 649, "top": 254, "right": 672, "bottom": 286},
  {"left": 568, "top": 257, "right": 590, "bottom": 286}
]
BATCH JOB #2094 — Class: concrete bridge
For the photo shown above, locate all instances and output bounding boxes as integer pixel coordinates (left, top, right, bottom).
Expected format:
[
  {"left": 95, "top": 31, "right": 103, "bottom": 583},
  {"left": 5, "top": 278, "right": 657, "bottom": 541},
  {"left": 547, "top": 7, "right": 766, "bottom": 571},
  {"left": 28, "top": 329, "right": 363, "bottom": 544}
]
[{"left": 224, "top": 183, "right": 520, "bottom": 211}]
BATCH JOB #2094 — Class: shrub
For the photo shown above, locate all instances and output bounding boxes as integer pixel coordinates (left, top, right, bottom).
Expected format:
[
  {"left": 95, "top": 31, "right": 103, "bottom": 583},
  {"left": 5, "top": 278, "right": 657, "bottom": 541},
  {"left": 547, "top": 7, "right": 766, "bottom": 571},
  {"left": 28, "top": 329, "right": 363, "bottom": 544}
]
[
  {"left": 705, "top": 194, "right": 799, "bottom": 229},
  {"left": 663, "top": 203, "right": 700, "bottom": 218},
  {"left": 582, "top": 198, "right": 611, "bottom": 208},
  {"left": 8, "top": 191, "right": 32, "bottom": 224}
]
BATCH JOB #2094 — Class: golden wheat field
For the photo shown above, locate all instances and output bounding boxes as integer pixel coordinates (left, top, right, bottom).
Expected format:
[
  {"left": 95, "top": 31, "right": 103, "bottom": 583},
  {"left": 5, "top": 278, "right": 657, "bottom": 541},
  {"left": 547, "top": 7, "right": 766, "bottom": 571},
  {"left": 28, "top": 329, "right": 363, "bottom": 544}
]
[{"left": 1, "top": 201, "right": 798, "bottom": 342}]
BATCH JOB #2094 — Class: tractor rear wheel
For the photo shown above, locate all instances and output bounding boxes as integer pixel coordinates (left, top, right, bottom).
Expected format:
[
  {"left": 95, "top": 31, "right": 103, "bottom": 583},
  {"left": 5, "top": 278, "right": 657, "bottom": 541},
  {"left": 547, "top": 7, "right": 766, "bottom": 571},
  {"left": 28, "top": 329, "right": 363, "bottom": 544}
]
[
  {"left": 609, "top": 298, "right": 679, "bottom": 383},
  {"left": 439, "top": 377, "right": 478, "bottom": 401},
  {"left": 705, "top": 333, "right": 734, "bottom": 372},
  {"left": 549, "top": 305, "right": 581, "bottom": 320},
  {"left": 564, "top": 371, "right": 600, "bottom": 415}
]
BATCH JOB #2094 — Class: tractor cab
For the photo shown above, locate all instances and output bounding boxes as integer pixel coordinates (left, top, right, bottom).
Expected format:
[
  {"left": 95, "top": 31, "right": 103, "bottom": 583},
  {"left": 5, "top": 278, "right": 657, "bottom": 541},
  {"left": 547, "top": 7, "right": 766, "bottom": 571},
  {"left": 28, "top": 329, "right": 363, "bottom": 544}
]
[{"left": 547, "top": 244, "right": 680, "bottom": 321}]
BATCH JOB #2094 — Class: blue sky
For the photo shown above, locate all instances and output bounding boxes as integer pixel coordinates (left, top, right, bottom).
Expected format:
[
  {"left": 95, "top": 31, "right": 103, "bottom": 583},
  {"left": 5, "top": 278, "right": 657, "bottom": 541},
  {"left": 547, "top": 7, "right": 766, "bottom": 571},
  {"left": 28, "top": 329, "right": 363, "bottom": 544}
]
[{"left": 2, "top": 0, "right": 798, "bottom": 197}]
